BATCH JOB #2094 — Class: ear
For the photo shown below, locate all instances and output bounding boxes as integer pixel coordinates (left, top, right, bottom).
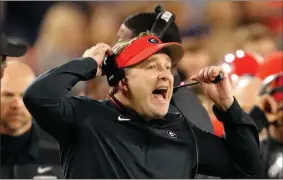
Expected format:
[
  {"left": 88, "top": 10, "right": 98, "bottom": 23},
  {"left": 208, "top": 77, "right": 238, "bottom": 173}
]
[{"left": 118, "top": 78, "right": 128, "bottom": 92}]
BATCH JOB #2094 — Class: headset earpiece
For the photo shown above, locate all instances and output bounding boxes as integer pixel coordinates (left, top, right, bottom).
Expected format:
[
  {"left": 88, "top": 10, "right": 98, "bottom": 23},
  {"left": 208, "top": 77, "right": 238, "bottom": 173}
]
[{"left": 102, "top": 55, "right": 125, "bottom": 87}]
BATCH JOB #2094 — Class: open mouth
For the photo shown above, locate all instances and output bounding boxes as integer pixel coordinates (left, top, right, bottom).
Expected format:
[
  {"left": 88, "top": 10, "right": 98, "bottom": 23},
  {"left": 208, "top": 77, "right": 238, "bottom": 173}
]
[{"left": 152, "top": 87, "right": 168, "bottom": 101}]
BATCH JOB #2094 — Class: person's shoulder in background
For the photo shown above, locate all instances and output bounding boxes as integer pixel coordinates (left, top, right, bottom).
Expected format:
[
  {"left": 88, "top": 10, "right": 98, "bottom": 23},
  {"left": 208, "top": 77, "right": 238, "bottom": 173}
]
[{"left": 170, "top": 86, "right": 214, "bottom": 133}]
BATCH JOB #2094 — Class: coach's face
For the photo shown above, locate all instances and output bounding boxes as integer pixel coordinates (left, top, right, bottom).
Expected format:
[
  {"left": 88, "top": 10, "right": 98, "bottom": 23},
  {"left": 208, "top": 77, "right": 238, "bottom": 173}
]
[{"left": 124, "top": 53, "right": 174, "bottom": 120}]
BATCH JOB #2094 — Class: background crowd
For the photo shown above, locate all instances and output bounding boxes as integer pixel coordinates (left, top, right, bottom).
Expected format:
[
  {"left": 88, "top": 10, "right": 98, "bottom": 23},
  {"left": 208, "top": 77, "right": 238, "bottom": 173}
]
[{"left": 0, "top": 1, "right": 282, "bottom": 179}]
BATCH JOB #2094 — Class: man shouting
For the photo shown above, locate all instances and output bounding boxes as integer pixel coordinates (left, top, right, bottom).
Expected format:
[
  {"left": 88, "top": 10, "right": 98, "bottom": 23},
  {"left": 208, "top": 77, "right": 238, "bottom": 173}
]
[{"left": 23, "top": 33, "right": 263, "bottom": 178}]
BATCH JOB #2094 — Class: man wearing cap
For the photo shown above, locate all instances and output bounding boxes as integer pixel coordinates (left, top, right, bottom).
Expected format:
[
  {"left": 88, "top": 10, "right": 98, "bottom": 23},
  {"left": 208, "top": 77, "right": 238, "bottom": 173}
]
[
  {"left": 0, "top": 32, "right": 27, "bottom": 78},
  {"left": 23, "top": 33, "right": 263, "bottom": 178},
  {"left": 114, "top": 8, "right": 214, "bottom": 133}
]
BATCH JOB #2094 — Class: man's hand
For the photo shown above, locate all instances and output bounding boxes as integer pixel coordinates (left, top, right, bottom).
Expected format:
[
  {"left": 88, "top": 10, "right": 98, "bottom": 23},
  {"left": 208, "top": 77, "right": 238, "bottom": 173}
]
[
  {"left": 256, "top": 94, "right": 283, "bottom": 124},
  {"left": 191, "top": 66, "right": 234, "bottom": 111},
  {"left": 82, "top": 43, "right": 113, "bottom": 77}
]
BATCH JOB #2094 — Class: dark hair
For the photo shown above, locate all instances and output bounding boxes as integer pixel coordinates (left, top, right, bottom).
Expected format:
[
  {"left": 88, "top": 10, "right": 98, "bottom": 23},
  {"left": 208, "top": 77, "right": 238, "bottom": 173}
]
[{"left": 123, "top": 12, "right": 182, "bottom": 43}]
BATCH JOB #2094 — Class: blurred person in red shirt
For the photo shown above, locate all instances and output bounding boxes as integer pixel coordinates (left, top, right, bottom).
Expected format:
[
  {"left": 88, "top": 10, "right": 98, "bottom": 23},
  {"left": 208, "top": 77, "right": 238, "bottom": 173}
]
[
  {"left": 249, "top": 72, "right": 283, "bottom": 179},
  {"left": 256, "top": 51, "right": 283, "bottom": 81},
  {"left": 213, "top": 52, "right": 283, "bottom": 138},
  {"left": 213, "top": 51, "right": 264, "bottom": 137},
  {"left": 234, "top": 52, "right": 283, "bottom": 178}
]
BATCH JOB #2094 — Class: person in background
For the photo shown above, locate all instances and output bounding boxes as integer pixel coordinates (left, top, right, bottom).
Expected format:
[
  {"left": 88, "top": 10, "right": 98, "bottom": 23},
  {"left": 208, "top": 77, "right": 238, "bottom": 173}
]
[
  {"left": 246, "top": 52, "right": 283, "bottom": 178},
  {"left": 0, "top": 60, "right": 64, "bottom": 179},
  {"left": 177, "top": 37, "right": 211, "bottom": 91},
  {"left": 232, "top": 76, "right": 262, "bottom": 113},
  {"left": 0, "top": 32, "right": 27, "bottom": 79},
  {"left": 34, "top": 2, "right": 88, "bottom": 75},
  {"left": 256, "top": 51, "right": 283, "bottom": 81},
  {"left": 233, "top": 23, "right": 277, "bottom": 57},
  {"left": 249, "top": 73, "right": 283, "bottom": 179},
  {"left": 114, "top": 6, "right": 214, "bottom": 134}
]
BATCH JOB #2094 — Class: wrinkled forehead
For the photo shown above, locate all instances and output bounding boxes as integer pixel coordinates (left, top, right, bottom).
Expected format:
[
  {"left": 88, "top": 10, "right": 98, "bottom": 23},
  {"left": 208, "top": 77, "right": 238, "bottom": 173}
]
[
  {"left": 131, "top": 52, "right": 173, "bottom": 69},
  {"left": 1, "top": 74, "right": 34, "bottom": 93}
]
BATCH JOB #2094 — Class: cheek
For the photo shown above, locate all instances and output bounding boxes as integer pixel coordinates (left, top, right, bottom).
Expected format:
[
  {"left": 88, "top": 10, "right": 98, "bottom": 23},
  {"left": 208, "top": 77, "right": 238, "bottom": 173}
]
[
  {"left": 127, "top": 75, "right": 155, "bottom": 95},
  {"left": 1, "top": 102, "right": 10, "bottom": 117},
  {"left": 23, "top": 108, "right": 32, "bottom": 119}
]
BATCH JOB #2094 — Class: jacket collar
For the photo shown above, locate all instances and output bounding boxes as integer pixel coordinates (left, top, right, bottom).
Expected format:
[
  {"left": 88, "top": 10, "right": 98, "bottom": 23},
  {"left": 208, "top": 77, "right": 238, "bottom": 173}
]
[{"left": 106, "top": 94, "right": 181, "bottom": 126}]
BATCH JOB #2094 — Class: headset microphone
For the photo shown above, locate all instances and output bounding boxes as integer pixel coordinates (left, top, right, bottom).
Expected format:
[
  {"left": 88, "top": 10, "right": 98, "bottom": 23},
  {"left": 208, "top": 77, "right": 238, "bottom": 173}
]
[{"left": 173, "top": 72, "right": 224, "bottom": 93}]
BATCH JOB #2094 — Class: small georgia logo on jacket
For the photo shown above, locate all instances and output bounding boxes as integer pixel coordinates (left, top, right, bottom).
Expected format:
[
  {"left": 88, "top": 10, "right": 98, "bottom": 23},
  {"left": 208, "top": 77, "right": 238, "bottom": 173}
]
[{"left": 167, "top": 130, "right": 177, "bottom": 138}]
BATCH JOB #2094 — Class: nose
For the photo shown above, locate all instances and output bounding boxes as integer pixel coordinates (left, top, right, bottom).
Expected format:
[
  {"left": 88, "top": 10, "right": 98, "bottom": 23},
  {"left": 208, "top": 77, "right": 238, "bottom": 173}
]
[
  {"left": 158, "top": 71, "right": 171, "bottom": 81},
  {"left": 10, "top": 96, "right": 24, "bottom": 109}
]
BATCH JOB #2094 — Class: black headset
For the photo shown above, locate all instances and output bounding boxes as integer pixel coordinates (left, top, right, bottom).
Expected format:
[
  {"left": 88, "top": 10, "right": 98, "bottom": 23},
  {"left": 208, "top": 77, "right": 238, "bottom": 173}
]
[{"left": 101, "top": 5, "right": 176, "bottom": 87}]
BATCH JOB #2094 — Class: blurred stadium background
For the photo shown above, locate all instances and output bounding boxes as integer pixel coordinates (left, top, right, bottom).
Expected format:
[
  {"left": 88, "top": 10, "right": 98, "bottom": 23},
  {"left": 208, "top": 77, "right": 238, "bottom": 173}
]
[{"left": 1, "top": 0, "right": 282, "bottom": 113}]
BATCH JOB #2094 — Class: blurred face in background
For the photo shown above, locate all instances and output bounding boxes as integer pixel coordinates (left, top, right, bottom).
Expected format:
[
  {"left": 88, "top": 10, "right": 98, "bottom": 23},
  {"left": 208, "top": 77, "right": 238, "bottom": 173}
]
[
  {"left": 0, "top": 61, "right": 35, "bottom": 136},
  {"left": 206, "top": 1, "right": 241, "bottom": 28},
  {"left": 178, "top": 49, "right": 210, "bottom": 81},
  {"left": 177, "top": 38, "right": 210, "bottom": 81},
  {"left": 36, "top": 3, "right": 87, "bottom": 56},
  {"left": 243, "top": 37, "right": 277, "bottom": 57},
  {"left": 234, "top": 24, "right": 278, "bottom": 58}
]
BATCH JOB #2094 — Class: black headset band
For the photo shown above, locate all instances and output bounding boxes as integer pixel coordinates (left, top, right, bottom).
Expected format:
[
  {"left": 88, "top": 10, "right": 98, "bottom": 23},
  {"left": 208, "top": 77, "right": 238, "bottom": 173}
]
[{"left": 150, "top": 10, "right": 175, "bottom": 39}]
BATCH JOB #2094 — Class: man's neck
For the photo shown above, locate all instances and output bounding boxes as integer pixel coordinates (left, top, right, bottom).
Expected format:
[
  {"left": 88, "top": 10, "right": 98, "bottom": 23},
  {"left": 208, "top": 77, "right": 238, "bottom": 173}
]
[
  {"left": 0, "top": 122, "right": 32, "bottom": 136},
  {"left": 113, "top": 93, "right": 152, "bottom": 121}
]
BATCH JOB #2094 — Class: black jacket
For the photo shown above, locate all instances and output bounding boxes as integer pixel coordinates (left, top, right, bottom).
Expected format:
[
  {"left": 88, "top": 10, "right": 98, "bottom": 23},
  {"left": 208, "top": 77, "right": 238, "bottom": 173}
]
[
  {"left": 170, "top": 74, "right": 213, "bottom": 133},
  {"left": 0, "top": 124, "right": 64, "bottom": 179},
  {"left": 23, "top": 58, "right": 263, "bottom": 178}
]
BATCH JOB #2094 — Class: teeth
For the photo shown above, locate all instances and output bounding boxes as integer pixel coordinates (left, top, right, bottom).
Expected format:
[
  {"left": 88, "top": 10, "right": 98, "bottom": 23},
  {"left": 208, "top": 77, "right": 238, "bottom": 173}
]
[{"left": 156, "top": 87, "right": 168, "bottom": 90}]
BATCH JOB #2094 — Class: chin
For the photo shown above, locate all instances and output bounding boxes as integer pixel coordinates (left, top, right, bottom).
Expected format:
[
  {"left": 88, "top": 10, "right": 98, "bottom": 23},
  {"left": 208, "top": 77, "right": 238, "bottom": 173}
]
[{"left": 152, "top": 106, "right": 169, "bottom": 119}]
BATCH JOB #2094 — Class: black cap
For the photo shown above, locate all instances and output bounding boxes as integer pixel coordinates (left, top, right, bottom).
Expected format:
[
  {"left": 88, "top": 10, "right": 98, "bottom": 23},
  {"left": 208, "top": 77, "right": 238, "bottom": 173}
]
[{"left": 0, "top": 32, "right": 27, "bottom": 57}]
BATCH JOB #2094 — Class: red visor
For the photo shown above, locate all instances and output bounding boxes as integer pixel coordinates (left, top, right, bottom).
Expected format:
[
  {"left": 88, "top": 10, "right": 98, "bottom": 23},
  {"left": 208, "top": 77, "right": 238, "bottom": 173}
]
[{"left": 115, "top": 35, "right": 184, "bottom": 68}]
